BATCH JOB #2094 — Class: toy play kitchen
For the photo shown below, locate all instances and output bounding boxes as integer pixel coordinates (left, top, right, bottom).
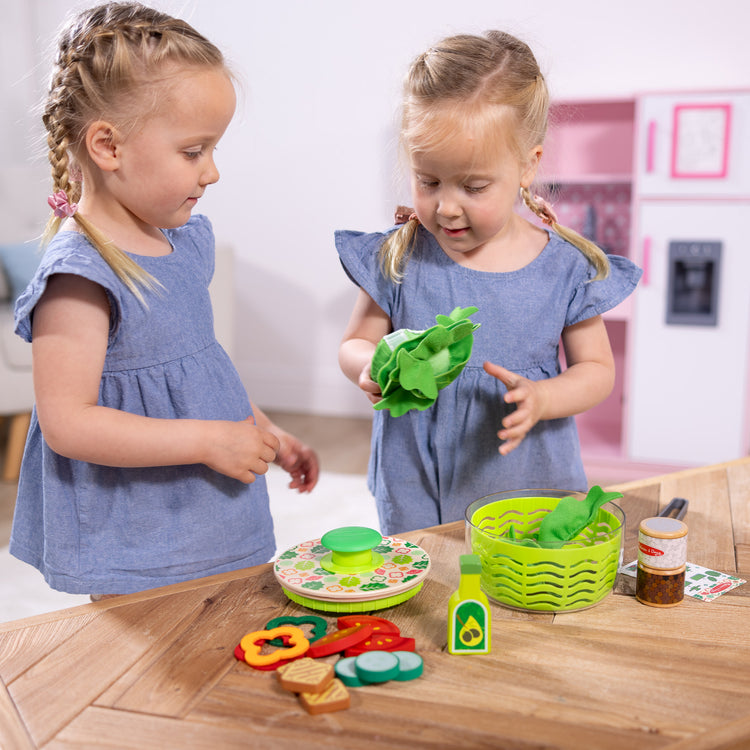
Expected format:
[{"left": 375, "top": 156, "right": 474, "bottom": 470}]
[{"left": 544, "top": 89, "right": 750, "bottom": 472}]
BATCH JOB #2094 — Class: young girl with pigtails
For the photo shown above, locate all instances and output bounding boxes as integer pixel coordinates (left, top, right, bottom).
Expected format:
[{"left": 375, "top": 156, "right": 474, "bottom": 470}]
[
  {"left": 11, "top": 2, "right": 318, "bottom": 597},
  {"left": 337, "top": 30, "right": 641, "bottom": 535}
]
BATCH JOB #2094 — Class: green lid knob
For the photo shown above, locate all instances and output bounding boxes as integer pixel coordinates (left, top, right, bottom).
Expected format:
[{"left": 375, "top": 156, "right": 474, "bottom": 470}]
[{"left": 320, "top": 526, "right": 384, "bottom": 574}]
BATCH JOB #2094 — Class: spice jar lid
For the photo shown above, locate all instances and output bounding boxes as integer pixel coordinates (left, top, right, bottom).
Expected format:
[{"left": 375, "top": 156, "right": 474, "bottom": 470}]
[{"left": 639, "top": 516, "right": 688, "bottom": 539}]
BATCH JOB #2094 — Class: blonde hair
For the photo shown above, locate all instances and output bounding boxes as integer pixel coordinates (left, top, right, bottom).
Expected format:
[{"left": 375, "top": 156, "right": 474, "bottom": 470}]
[
  {"left": 42, "top": 2, "right": 227, "bottom": 302},
  {"left": 381, "top": 30, "right": 609, "bottom": 282}
]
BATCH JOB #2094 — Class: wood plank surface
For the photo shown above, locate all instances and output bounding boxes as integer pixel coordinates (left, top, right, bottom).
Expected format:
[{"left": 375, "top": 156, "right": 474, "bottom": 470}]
[
  {"left": 8, "top": 586, "right": 223, "bottom": 746},
  {"left": 98, "top": 575, "right": 279, "bottom": 717},
  {"left": 0, "top": 677, "right": 35, "bottom": 750},
  {"left": 0, "top": 457, "right": 748, "bottom": 749},
  {"left": 0, "top": 610, "right": 100, "bottom": 683}
]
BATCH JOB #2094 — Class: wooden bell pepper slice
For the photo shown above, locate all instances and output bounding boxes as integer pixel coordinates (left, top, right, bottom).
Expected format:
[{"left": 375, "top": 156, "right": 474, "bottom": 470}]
[{"left": 239, "top": 626, "right": 309, "bottom": 667}]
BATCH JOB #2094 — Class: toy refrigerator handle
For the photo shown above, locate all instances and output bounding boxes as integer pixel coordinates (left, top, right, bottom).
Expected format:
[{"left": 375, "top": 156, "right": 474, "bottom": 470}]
[
  {"left": 646, "top": 120, "right": 657, "bottom": 173},
  {"left": 642, "top": 236, "right": 651, "bottom": 287}
]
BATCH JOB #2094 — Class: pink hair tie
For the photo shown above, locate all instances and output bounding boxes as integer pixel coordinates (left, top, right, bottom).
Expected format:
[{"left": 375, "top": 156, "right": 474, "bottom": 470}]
[
  {"left": 394, "top": 205, "right": 420, "bottom": 225},
  {"left": 533, "top": 194, "right": 558, "bottom": 226},
  {"left": 47, "top": 190, "right": 78, "bottom": 218}
]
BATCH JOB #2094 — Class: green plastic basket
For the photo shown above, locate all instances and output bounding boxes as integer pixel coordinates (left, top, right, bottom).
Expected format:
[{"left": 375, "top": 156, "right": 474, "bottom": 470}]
[{"left": 465, "top": 490, "right": 625, "bottom": 612}]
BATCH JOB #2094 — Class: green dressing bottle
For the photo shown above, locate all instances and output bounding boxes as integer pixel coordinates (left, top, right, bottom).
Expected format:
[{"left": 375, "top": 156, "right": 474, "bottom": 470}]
[{"left": 447, "top": 554, "right": 490, "bottom": 654}]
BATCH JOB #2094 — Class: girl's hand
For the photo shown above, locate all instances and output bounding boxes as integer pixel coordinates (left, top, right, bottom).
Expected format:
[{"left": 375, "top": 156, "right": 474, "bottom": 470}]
[
  {"left": 273, "top": 430, "right": 320, "bottom": 493},
  {"left": 247, "top": 403, "right": 320, "bottom": 492},
  {"left": 483, "top": 361, "right": 549, "bottom": 455},
  {"left": 203, "top": 416, "right": 280, "bottom": 483},
  {"left": 358, "top": 361, "right": 382, "bottom": 404},
  {"left": 339, "top": 288, "right": 391, "bottom": 405}
]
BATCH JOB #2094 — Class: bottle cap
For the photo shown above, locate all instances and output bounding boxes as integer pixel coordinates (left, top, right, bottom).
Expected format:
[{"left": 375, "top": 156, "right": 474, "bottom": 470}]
[{"left": 459, "top": 554, "right": 482, "bottom": 575}]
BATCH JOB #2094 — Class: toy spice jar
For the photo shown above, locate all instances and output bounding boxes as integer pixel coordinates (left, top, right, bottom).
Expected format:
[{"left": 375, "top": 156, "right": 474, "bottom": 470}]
[{"left": 636, "top": 516, "right": 688, "bottom": 607}]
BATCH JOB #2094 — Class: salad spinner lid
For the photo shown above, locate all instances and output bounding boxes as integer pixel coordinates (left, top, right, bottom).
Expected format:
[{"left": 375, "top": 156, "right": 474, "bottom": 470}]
[{"left": 273, "top": 526, "right": 430, "bottom": 612}]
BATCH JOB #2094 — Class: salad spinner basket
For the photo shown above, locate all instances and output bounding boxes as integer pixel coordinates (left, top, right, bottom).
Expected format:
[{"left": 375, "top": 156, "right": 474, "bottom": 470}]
[{"left": 465, "top": 490, "right": 625, "bottom": 612}]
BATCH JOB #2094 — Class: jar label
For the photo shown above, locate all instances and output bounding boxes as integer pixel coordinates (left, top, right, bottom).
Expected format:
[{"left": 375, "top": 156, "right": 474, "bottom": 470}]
[{"left": 638, "top": 529, "right": 687, "bottom": 569}]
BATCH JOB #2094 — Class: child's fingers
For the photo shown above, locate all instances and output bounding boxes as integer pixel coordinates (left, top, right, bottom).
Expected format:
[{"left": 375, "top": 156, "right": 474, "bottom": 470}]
[
  {"left": 483, "top": 360, "right": 516, "bottom": 385},
  {"left": 499, "top": 436, "right": 522, "bottom": 456}
]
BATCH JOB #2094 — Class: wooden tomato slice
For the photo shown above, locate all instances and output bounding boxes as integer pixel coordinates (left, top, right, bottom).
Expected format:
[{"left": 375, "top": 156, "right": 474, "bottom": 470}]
[
  {"left": 306, "top": 623, "right": 373, "bottom": 658},
  {"left": 336, "top": 615, "right": 400, "bottom": 636},
  {"left": 344, "top": 634, "right": 416, "bottom": 657}
]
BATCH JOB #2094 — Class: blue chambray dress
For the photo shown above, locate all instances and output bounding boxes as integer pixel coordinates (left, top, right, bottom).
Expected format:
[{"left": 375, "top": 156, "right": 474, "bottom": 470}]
[
  {"left": 11, "top": 215, "right": 275, "bottom": 594},
  {"left": 336, "top": 225, "right": 642, "bottom": 535}
]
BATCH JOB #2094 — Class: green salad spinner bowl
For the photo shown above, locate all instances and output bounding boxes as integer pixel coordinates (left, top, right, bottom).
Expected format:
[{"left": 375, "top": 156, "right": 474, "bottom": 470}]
[{"left": 465, "top": 490, "right": 625, "bottom": 612}]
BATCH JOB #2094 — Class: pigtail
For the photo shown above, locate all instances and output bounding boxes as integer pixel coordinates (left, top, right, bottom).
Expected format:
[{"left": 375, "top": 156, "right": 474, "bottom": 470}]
[
  {"left": 379, "top": 207, "right": 420, "bottom": 283},
  {"left": 520, "top": 187, "right": 609, "bottom": 281},
  {"left": 397, "top": 31, "right": 612, "bottom": 283}
]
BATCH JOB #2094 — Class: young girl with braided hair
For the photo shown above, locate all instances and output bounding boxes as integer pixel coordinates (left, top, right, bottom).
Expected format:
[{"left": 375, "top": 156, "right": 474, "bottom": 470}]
[
  {"left": 337, "top": 30, "right": 641, "bottom": 535},
  {"left": 11, "top": 2, "right": 318, "bottom": 596}
]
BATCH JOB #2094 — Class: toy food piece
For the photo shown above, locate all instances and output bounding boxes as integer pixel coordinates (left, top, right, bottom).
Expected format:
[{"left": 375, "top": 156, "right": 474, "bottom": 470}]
[
  {"left": 307, "top": 623, "right": 373, "bottom": 658},
  {"left": 336, "top": 615, "right": 400, "bottom": 635},
  {"left": 334, "top": 657, "right": 366, "bottom": 688},
  {"left": 371, "top": 306, "right": 480, "bottom": 416},
  {"left": 337, "top": 651, "right": 424, "bottom": 687},
  {"left": 277, "top": 658, "right": 334, "bottom": 694},
  {"left": 447, "top": 554, "right": 490, "bottom": 655},
  {"left": 536, "top": 486, "right": 624, "bottom": 548},
  {"left": 393, "top": 651, "right": 424, "bottom": 681},
  {"left": 344, "top": 634, "right": 416, "bottom": 657},
  {"left": 239, "top": 626, "right": 309, "bottom": 668},
  {"left": 354, "top": 651, "right": 400, "bottom": 684},
  {"left": 298, "top": 678, "right": 351, "bottom": 715},
  {"left": 265, "top": 615, "right": 328, "bottom": 645}
]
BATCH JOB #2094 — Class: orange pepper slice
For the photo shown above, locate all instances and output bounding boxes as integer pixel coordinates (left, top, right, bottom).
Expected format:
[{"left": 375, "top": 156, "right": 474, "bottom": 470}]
[{"left": 239, "top": 626, "right": 310, "bottom": 667}]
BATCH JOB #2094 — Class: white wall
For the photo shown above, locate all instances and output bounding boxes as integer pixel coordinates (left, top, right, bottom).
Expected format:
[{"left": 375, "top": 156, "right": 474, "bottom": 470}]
[{"left": 3, "top": 0, "right": 750, "bottom": 416}]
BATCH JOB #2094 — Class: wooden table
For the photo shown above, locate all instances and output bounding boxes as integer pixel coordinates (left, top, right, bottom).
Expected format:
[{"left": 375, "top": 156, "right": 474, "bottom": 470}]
[{"left": 1, "top": 458, "right": 749, "bottom": 749}]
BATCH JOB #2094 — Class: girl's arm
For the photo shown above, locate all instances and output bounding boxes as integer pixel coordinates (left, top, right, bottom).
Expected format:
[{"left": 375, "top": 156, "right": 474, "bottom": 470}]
[
  {"left": 484, "top": 315, "right": 615, "bottom": 455},
  {"left": 338, "top": 288, "right": 392, "bottom": 404},
  {"left": 251, "top": 402, "right": 320, "bottom": 492},
  {"left": 32, "top": 273, "right": 279, "bottom": 484}
]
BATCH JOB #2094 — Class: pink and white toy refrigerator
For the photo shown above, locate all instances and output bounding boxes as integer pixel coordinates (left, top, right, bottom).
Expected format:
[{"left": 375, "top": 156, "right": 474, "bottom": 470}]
[{"left": 627, "top": 91, "right": 750, "bottom": 465}]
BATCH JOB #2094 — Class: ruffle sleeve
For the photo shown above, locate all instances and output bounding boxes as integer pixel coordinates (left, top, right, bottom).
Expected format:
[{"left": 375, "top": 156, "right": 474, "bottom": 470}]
[
  {"left": 334, "top": 228, "right": 398, "bottom": 315},
  {"left": 14, "top": 236, "right": 125, "bottom": 344},
  {"left": 565, "top": 253, "right": 642, "bottom": 327}
]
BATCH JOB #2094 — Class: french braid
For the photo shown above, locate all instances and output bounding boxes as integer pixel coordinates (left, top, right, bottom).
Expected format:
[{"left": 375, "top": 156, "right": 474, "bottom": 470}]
[{"left": 41, "top": 2, "right": 226, "bottom": 302}]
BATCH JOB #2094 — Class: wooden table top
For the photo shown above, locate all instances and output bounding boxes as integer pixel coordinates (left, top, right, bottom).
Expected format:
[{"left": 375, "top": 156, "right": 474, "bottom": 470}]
[{"left": 1, "top": 458, "right": 749, "bottom": 749}]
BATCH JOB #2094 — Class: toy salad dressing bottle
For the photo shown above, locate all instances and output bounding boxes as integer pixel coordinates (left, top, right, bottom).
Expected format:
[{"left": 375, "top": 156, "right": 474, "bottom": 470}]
[{"left": 447, "top": 554, "right": 490, "bottom": 654}]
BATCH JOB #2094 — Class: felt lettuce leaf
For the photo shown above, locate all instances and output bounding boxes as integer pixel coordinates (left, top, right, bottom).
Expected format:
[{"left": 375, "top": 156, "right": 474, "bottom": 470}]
[
  {"left": 502, "top": 486, "right": 623, "bottom": 549},
  {"left": 536, "top": 486, "right": 624, "bottom": 549},
  {"left": 371, "top": 306, "right": 480, "bottom": 417}
]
